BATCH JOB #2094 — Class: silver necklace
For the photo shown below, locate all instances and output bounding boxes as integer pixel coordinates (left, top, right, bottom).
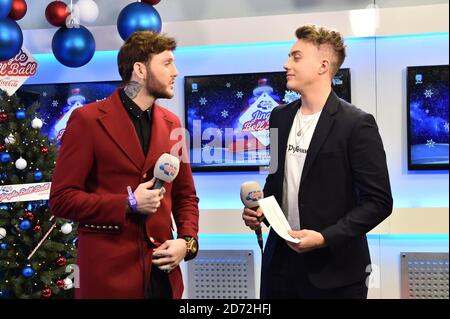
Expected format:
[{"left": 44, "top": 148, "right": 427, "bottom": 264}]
[{"left": 296, "top": 111, "right": 320, "bottom": 137}]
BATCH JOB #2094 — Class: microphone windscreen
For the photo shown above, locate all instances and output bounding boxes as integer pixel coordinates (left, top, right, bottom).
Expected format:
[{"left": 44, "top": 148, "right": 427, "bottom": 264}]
[
  {"left": 240, "top": 181, "right": 263, "bottom": 209},
  {"left": 153, "top": 153, "right": 180, "bottom": 183}
]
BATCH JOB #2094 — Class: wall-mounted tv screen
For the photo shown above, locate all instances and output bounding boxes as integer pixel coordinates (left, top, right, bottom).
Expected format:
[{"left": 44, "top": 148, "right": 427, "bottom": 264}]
[
  {"left": 184, "top": 69, "right": 351, "bottom": 171},
  {"left": 407, "top": 65, "right": 449, "bottom": 170},
  {"left": 15, "top": 81, "right": 122, "bottom": 142}
]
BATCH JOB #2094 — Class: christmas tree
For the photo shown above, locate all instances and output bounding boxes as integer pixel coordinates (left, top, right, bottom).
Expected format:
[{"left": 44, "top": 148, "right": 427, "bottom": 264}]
[{"left": 0, "top": 91, "right": 77, "bottom": 299}]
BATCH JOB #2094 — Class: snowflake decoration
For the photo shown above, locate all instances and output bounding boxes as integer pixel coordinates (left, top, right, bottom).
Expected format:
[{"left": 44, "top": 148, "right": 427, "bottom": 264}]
[
  {"left": 236, "top": 91, "right": 244, "bottom": 99},
  {"left": 425, "top": 109, "right": 430, "bottom": 114},
  {"left": 199, "top": 97, "right": 207, "bottom": 105},
  {"left": 283, "top": 90, "right": 301, "bottom": 104},
  {"left": 52, "top": 100, "right": 59, "bottom": 107},
  {"left": 424, "top": 89, "right": 433, "bottom": 98},
  {"left": 225, "top": 82, "right": 231, "bottom": 88},
  {"left": 42, "top": 92, "right": 47, "bottom": 97},
  {"left": 203, "top": 143, "right": 212, "bottom": 152},
  {"left": 444, "top": 122, "right": 449, "bottom": 132},
  {"left": 215, "top": 128, "right": 223, "bottom": 135},
  {"left": 221, "top": 110, "right": 229, "bottom": 118},
  {"left": 426, "top": 139, "right": 435, "bottom": 148}
]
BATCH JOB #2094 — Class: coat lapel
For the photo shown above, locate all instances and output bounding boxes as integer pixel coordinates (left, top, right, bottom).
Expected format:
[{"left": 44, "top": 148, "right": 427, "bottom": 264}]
[
  {"left": 98, "top": 90, "right": 145, "bottom": 171},
  {"left": 300, "top": 91, "right": 339, "bottom": 184}
]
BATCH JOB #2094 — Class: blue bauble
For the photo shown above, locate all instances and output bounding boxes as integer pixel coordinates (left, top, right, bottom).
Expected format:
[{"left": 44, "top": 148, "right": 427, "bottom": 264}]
[
  {"left": 19, "top": 220, "right": 31, "bottom": 231},
  {"left": 117, "top": 2, "right": 161, "bottom": 41},
  {"left": 0, "top": 152, "right": 11, "bottom": 163},
  {"left": 15, "top": 110, "right": 26, "bottom": 120},
  {"left": 0, "top": 289, "right": 10, "bottom": 299},
  {"left": 33, "top": 171, "right": 43, "bottom": 181},
  {"left": 0, "top": 0, "right": 12, "bottom": 18},
  {"left": 0, "top": 243, "right": 8, "bottom": 250},
  {"left": 51, "top": 25, "right": 96, "bottom": 68},
  {"left": 22, "top": 266, "right": 34, "bottom": 278},
  {"left": 0, "top": 17, "right": 23, "bottom": 61}
]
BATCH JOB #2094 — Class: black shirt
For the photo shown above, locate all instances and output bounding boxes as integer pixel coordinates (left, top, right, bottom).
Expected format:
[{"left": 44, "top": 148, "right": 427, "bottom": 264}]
[
  {"left": 119, "top": 89, "right": 171, "bottom": 298},
  {"left": 119, "top": 89, "right": 152, "bottom": 156}
]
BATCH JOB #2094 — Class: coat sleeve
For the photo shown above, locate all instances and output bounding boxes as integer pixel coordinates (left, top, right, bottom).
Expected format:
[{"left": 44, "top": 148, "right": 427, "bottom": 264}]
[
  {"left": 170, "top": 119, "right": 200, "bottom": 260},
  {"left": 320, "top": 113, "right": 393, "bottom": 248},
  {"left": 49, "top": 108, "right": 127, "bottom": 231}
]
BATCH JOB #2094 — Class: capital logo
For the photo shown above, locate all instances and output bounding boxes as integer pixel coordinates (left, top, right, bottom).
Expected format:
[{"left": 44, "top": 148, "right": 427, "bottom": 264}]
[
  {"left": 332, "top": 78, "right": 343, "bottom": 86},
  {"left": 160, "top": 163, "right": 177, "bottom": 177},
  {"left": 415, "top": 74, "right": 423, "bottom": 84},
  {"left": 257, "top": 100, "right": 272, "bottom": 111},
  {"left": 246, "top": 190, "right": 263, "bottom": 202}
]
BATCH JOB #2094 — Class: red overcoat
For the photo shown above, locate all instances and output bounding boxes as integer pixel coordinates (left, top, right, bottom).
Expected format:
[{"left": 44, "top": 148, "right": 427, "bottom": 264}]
[{"left": 49, "top": 89, "right": 199, "bottom": 298}]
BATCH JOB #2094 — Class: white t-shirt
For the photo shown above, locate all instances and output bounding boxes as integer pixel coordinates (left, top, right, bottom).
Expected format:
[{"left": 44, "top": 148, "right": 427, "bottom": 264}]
[{"left": 282, "top": 108, "right": 322, "bottom": 230}]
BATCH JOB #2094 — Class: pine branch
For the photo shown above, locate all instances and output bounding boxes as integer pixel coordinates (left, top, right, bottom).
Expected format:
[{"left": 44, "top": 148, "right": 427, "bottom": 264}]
[{"left": 1, "top": 93, "right": 77, "bottom": 298}]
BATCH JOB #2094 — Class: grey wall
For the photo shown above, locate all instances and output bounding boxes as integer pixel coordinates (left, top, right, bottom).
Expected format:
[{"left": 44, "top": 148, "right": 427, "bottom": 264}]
[{"left": 18, "top": 0, "right": 448, "bottom": 30}]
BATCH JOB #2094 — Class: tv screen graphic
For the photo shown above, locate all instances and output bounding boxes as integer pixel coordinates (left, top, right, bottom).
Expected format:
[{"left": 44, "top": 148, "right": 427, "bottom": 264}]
[
  {"left": 15, "top": 81, "right": 122, "bottom": 142},
  {"left": 184, "top": 69, "right": 351, "bottom": 171},
  {"left": 407, "top": 65, "right": 449, "bottom": 170}
]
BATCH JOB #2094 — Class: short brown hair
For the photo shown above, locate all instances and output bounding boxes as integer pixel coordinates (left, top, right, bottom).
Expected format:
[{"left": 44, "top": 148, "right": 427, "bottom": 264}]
[
  {"left": 295, "top": 24, "right": 346, "bottom": 76},
  {"left": 117, "top": 31, "right": 177, "bottom": 84}
]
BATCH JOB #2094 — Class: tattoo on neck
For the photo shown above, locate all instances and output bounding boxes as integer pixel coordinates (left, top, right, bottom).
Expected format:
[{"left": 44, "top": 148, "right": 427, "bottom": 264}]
[{"left": 124, "top": 81, "right": 142, "bottom": 99}]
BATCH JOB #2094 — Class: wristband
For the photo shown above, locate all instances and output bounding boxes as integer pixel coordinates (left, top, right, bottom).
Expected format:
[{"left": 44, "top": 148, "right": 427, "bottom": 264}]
[{"left": 127, "top": 186, "right": 138, "bottom": 213}]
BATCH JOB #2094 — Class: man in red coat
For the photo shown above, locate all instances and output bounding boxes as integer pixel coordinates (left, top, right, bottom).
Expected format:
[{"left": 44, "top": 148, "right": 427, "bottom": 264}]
[{"left": 49, "top": 31, "right": 199, "bottom": 299}]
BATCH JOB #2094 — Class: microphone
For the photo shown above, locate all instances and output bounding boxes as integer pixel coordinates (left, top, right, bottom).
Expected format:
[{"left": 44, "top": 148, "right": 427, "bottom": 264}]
[
  {"left": 240, "top": 181, "right": 264, "bottom": 251},
  {"left": 153, "top": 153, "right": 180, "bottom": 190},
  {"left": 139, "top": 153, "right": 180, "bottom": 223}
]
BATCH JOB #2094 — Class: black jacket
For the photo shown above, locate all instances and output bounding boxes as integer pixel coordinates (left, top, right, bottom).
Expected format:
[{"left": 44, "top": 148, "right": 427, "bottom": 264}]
[{"left": 261, "top": 90, "right": 393, "bottom": 292}]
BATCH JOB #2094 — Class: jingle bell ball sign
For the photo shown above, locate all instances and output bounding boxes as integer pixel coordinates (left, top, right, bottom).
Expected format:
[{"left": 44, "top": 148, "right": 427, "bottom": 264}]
[{"left": 0, "top": 47, "right": 38, "bottom": 96}]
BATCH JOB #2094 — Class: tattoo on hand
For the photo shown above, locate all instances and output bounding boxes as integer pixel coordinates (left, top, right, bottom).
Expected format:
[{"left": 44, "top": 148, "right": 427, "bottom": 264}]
[{"left": 124, "top": 81, "right": 142, "bottom": 99}]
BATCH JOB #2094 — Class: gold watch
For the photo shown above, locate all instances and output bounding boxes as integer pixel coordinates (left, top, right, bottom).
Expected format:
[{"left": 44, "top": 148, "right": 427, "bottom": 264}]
[{"left": 182, "top": 236, "right": 198, "bottom": 255}]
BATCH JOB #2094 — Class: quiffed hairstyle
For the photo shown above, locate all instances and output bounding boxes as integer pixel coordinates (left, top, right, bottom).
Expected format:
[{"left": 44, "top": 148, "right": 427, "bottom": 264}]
[
  {"left": 295, "top": 24, "right": 346, "bottom": 76},
  {"left": 117, "top": 31, "right": 177, "bottom": 84}
]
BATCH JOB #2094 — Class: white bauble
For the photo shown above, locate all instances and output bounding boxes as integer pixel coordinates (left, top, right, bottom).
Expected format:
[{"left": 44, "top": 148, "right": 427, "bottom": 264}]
[
  {"left": 15, "top": 157, "right": 27, "bottom": 170},
  {"left": 4, "top": 134, "right": 15, "bottom": 144},
  {"left": 31, "top": 118, "right": 43, "bottom": 129},
  {"left": 0, "top": 227, "right": 6, "bottom": 239},
  {"left": 61, "top": 223, "right": 73, "bottom": 235},
  {"left": 75, "top": 0, "right": 99, "bottom": 24},
  {"left": 63, "top": 277, "right": 73, "bottom": 290}
]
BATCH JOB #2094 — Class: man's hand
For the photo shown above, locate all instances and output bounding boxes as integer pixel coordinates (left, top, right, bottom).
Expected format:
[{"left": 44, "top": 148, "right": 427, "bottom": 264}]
[
  {"left": 286, "top": 229, "right": 326, "bottom": 253},
  {"left": 242, "top": 207, "right": 264, "bottom": 231},
  {"left": 152, "top": 239, "right": 187, "bottom": 273},
  {"left": 133, "top": 177, "right": 165, "bottom": 215}
]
